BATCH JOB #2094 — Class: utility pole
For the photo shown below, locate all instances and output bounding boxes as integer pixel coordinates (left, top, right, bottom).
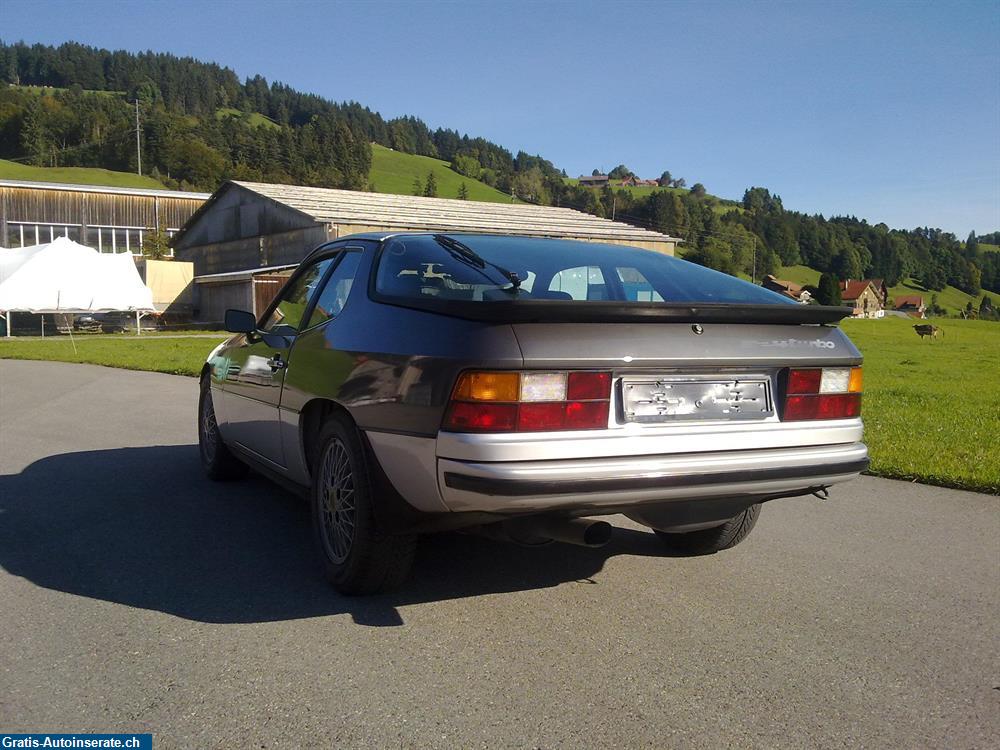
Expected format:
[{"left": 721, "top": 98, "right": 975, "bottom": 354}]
[
  {"left": 611, "top": 196, "right": 616, "bottom": 221},
  {"left": 751, "top": 235, "right": 757, "bottom": 284},
  {"left": 133, "top": 99, "right": 142, "bottom": 176}
]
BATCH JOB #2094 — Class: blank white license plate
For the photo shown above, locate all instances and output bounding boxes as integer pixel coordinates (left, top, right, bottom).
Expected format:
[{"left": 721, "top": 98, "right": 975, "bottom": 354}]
[{"left": 622, "top": 376, "right": 773, "bottom": 423}]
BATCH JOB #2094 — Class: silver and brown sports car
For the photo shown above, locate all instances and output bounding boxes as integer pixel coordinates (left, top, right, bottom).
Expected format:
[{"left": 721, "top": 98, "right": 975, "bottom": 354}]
[{"left": 199, "top": 233, "right": 867, "bottom": 593}]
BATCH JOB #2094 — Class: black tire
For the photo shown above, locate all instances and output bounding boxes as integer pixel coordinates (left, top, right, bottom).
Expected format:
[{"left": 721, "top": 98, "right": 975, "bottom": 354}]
[
  {"left": 310, "top": 415, "right": 416, "bottom": 595},
  {"left": 654, "top": 503, "right": 761, "bottom": 555},
  {"left": 198, "top": 377, "right": 248, "bottom": 481}
]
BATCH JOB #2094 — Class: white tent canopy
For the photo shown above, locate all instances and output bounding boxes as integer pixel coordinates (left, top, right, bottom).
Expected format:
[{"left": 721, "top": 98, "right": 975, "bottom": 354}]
[{"left": 0, "top": 237, "right": 154, "bottom": 314}]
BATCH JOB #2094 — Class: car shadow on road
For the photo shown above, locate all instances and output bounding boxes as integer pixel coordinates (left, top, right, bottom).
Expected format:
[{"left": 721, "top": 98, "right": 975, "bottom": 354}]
[{"left": 0, "top": 445, "right": 674, "bottom": 627}]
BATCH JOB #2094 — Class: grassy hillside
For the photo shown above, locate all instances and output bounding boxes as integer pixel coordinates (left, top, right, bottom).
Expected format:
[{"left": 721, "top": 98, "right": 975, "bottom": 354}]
[
  {"left": 0, "top": 158, "right": 168, "bottom": 189},
  {"left": 566, "top": 177, "right": 742, "bottom": 216},
  {"left": 216, "top": 107, "right": 279, "bottom": 130},
  {"left": 774, "top": 264, "right": 821, "bottom": 286},
  {"left": 369, "top": 145, "right": 516, "bottom": 202},
  {"left": 12, "top": 84, "right": 123, "bottom": 98},
  {"left": 768, "top": 264, "right": 987, "bottom": 316},
  {"left": 979, "top": 243, "right": 999, "bottom": 253},
  {"left": 886, "top": 278, "right": 981, "bottom": 315}
]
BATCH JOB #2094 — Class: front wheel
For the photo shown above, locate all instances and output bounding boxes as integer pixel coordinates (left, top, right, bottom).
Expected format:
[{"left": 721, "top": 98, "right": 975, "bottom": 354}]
[
  {"left": 654, "top": 504, "right": 761, "bottom": 555},
  {"left": 311, "top": 416, "right": 416, "bottom": 595},
  {"left": 198, "top": 378, "right": 247, "bottom": 481}
]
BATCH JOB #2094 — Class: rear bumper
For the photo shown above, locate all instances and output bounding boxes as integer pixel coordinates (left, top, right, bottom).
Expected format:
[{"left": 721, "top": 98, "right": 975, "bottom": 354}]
[{"left": 437, "top": 442, "right": 869, "bottom": 513}]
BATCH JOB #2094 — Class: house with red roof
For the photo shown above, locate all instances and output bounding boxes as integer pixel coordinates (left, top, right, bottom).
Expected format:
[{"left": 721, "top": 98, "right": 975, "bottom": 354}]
[
  {"left": 839, "top": 279, "right": 884, "bottom": 318},
  {"left": 894, "top": 295, "right": 927, "bottom": 319},
  {"left": 762, "top": 275, "right": 812, "bottom": 303}
]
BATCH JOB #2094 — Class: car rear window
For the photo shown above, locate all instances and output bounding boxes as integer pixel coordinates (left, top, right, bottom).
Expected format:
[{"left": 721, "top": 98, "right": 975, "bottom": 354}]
[{"left": 374, "top": 234, "right": 795, "bottom": 306}]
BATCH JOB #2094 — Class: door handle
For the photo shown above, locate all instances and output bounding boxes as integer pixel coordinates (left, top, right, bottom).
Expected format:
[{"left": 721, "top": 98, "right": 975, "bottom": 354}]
[{"left": 266, "top": 355, "right": 286, "bottom": 370}]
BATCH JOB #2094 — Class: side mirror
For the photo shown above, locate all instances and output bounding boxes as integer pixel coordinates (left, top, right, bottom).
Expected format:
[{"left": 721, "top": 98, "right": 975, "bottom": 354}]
[{"left": 225, "top": 309, "right": 257, "bottom": 334}]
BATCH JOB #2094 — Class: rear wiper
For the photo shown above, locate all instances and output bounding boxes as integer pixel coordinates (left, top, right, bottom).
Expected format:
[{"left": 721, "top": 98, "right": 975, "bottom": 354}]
[{"left": 433, "top": 234, "right": 522, "bottom": 291}]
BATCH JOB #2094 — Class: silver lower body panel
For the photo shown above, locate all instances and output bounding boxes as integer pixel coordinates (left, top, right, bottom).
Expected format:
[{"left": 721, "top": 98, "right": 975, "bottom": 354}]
[{"left": 436, "top": 442, "right": 868, "bottom": 513}]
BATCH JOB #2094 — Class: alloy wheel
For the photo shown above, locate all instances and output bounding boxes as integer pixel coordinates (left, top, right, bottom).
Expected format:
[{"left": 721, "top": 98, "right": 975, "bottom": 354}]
[
  {"left": 200, "top": 390, "right": 218, "bottom": 464},
  {"left": 319, "top": 438, "right": 357, "bottom": 564}
]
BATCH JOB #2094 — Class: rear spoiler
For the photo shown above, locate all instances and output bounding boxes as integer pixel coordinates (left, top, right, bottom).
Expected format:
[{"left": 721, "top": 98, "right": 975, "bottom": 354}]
[{"left": 376, "top": 298, "right": 855, "bottom": 325}]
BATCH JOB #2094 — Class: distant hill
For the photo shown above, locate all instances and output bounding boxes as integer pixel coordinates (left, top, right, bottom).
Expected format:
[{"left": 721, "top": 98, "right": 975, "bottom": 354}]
[
  {"left": 0, "top": 158, "right": 168, "bottom": 189},
  {"left": 565, "top": 179, "right": 741, "bottom": 217},
  {"left": 369, "top": 145, "right": 516, "bottom": 203},
  {"left": 1, "top": 40, "right": 996, "bottom": 305},
  {"left": 767, "top": 263, "right": 989, "bottom": 315}
]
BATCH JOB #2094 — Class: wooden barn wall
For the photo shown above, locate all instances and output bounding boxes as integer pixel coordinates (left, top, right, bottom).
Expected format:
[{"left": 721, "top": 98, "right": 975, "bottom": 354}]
[
  {"left": 0, "top": 186, "right": 204, "bottom": 230},
  {"left": 178, "top": 225, "right": 332, "bottom": 276},
  {"left": 172, "top": 185, "right": 317, "bottom": 250},
  {"left": 195, "top": 281, "right": 254, "bottom": 324}
]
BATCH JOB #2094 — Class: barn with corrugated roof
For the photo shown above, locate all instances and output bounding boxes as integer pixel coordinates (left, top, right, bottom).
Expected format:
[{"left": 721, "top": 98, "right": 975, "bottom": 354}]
[{"left": 171, "top": 180, "right": 681, "bottom": 321}]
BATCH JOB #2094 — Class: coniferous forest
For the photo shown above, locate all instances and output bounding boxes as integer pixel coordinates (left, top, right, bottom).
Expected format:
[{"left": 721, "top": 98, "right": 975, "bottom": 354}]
[{"left": 1, "top": 40, "right": 996, "bottom": 298}]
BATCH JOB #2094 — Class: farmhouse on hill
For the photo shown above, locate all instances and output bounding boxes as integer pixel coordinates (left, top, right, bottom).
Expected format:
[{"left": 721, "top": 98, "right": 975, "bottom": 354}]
[
  {"left": 619, "top": 175, "right": 660, "bottom": 187},
  {"left": 172, "top": 180, "right": 681, "bottom": 322},
  {"left": 839, "top": 279, "right": 884, "bottom": 318},
  {"left": 762, "top": 274, "right": 811, "bottom": 303},
  {"left": 895, "top": 295, "right": 927, "bottom": 318},
  {"left": 578, "top": 174, "right": 609, "bottom": 187}
]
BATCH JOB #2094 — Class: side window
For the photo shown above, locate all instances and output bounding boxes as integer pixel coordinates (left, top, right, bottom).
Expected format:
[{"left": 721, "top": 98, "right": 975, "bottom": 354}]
[
  {"left": 548, "top": 266, "right": 607, "bottom": 300},
  {"left": 260, "top": 257, "right": 334, "bottom": 333},
  {"left": 617, "top": 267, "right": 664, "bottom": 301},
  {"left": 304, "top": 252, "right": 362, "bottom": 329}
]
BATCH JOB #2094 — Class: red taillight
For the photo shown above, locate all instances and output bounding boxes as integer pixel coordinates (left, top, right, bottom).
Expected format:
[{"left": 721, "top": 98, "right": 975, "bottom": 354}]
[
  {"left": 567, "top": 372, "right": 611, "bottom": 401},
  {"left": 787, "top": 368, "right": 822, "bottom": 395},
  {"left": 518, "top": 402, "right": 565, "bottom": 431},
  {"left": 784, "top": 393, "right": 861, "bottom": 421},
  {"left": 444, "top": 402, "right": 518, "bottom": 431},
  {"left": 444, "top": 370, "right": 612, "bottom": 432},
  {"left": 564, "top": 400, "right": 610, "bottom": 429},
  {"left": 784, "top": 367, "right": 863, "bottom": 421}
]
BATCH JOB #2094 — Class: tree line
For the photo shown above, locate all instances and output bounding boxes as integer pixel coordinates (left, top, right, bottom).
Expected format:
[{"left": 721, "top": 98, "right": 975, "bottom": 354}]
[{"left": 0, "top": 40, "right": 996, "bottom": 299}]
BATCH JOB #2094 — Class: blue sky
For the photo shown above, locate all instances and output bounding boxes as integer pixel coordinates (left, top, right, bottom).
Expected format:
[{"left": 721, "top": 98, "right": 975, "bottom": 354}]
[{"left": 3, "top": 0, "right": 998, "bottom": 234}]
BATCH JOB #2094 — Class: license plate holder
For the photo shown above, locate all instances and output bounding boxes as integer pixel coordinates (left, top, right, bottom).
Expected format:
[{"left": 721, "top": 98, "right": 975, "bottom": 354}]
[{"left": 621, "top": 375, "right": 773, "bottom": 423}]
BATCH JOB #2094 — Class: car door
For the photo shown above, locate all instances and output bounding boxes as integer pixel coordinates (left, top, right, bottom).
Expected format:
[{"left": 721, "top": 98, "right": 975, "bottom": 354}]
[{"left": 221, "top": 253, "right": 338, "bottom": 466}]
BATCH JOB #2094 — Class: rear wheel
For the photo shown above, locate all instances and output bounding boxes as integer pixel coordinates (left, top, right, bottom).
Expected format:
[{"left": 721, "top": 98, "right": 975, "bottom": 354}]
[
  {"left": 311, "top": 416, "right": 416, "bottom": 594},
  {"left": 653, "top": 504, "right": 761, "bottom": 555},
  {"left": 198, "top": 377, "right": 247, "bottom": 481}
]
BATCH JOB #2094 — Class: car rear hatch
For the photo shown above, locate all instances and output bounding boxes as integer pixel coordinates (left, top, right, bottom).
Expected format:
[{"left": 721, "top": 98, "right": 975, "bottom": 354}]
[{"left": 436, "top": 321, "right": 864, "bottom": 465}]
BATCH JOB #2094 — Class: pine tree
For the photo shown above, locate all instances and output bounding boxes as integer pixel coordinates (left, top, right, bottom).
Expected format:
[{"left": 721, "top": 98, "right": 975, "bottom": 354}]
[
  {"left": 457, "top": 182, "right": 469, "bottom": 200},
  {"left": 817, "top": 272, "right": 842, "bottom": 306},
  {"left": 965, "top": 231, "right": 980, "bottom": 259},
  {"left": 141, "top": 221, "right": 171, "bottom": 260},
  {"left": 411, "top": 177, "right": 423, "bottom": 196},
  {"left": 423, "top": 171, "right": 437, "bottom": 197}
]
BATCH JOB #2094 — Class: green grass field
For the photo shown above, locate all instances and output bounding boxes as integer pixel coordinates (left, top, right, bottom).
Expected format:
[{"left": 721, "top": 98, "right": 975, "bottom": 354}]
[
  {"left": 369, "top": 144, "right": 519, "bottom": 203},
  {"left": 840, "top": 317, "right": 999, "bottom": 493},
  {"left": 2, "top": 318, "right": 997, "bottom": 492},
  {"left": 980, "top": 243, "right": 999, "bottom": 253},
  {"left": 0, "top": 335, "right": 227, "bottom": 377},
  {"left": 0, "top": 158, "right": 168, "bottom": 189}
]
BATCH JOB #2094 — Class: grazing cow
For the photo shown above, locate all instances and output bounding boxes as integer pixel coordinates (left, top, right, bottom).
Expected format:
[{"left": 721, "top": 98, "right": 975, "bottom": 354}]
[{"left": 913, "top": 324, "right": 943, "bottom": 340}]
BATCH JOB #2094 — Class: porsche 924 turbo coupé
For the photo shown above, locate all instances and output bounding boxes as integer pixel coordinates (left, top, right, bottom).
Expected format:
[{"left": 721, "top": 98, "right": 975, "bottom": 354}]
[{"left": 199, "top": 233, "right": 867, "bottom": 593}]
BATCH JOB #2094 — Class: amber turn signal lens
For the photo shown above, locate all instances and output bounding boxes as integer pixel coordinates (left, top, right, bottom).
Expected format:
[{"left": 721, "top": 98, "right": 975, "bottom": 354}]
[
  {"left": 452, "top": 372, "right": 520, "bottom": 402},
  {"left": 848, "top": 367, "right": 863, "bottom": 393}
]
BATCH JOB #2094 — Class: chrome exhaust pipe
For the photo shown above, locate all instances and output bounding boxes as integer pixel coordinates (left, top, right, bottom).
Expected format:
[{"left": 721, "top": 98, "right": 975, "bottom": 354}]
[{"left": 506, "top": 516, "right": 613, "bottom": 548}]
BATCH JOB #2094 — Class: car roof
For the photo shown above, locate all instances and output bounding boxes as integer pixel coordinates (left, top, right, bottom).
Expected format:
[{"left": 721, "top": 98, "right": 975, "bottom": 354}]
[{"left": 333, "top": 231, "right": 645, "bottom": 254}]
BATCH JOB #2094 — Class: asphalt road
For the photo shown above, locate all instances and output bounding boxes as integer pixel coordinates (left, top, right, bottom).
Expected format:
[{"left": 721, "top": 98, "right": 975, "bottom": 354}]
[{"left": 1, "top": 359, "right": 997, "bottom": 749}]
